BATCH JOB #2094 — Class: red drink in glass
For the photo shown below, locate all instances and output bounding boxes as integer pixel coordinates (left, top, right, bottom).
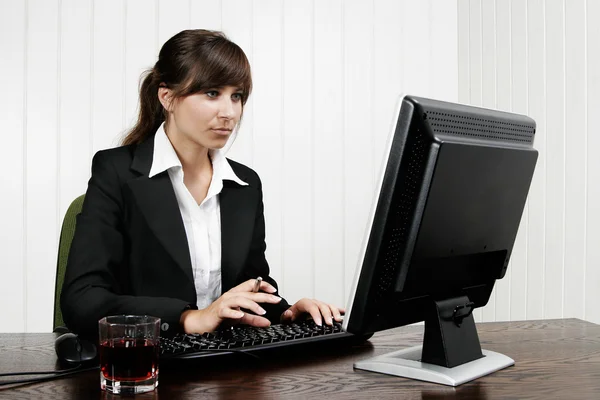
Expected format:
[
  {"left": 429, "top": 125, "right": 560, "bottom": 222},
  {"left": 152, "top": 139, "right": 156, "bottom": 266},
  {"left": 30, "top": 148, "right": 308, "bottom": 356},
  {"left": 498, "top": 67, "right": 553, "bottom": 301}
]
[
  {"left": 99, "top": 315, "right": 160, "bottom": 394},
  {"left": 100, "top": 338, "right": 159, "bottom": 382}
]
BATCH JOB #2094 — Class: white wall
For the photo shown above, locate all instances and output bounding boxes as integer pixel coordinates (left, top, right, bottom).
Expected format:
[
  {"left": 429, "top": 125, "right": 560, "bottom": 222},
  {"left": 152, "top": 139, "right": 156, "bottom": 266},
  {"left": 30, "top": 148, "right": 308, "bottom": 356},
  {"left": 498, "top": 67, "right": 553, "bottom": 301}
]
[
  {"left": 458, "top": 0, "right": 600, "bottom": 325},
  {"left": 0, "top": 0, "right": 458, "bottom": 332}
]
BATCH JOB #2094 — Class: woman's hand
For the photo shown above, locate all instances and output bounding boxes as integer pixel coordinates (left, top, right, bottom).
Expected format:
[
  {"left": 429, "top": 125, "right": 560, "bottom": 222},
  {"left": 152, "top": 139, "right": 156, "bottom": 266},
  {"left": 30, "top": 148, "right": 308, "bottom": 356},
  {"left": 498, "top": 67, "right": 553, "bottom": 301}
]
[
  {"left": 180, "top": 279, "right": 282, "bottom": 334},
  {"left": 280, "top": 298, "right": 345, "bottom": 326}
]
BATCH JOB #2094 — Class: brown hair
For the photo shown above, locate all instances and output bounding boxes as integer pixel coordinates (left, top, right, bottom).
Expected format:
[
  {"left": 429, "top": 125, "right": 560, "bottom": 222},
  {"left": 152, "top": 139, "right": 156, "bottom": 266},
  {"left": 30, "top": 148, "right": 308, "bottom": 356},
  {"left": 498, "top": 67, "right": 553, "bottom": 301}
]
[{"left": 122, "top": 29, "right": 252, "bottom": 146}]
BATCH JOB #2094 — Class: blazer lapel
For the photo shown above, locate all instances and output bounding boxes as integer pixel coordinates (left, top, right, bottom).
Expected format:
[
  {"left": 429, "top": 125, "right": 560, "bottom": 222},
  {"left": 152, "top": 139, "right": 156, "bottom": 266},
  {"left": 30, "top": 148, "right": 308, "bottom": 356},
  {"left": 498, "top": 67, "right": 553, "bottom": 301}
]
[
  {"left": 128, "top": 137, "right": 194, "bottom": 284},
  {"left": 220, "top": 180, "right": 257, "bottom": 292}
]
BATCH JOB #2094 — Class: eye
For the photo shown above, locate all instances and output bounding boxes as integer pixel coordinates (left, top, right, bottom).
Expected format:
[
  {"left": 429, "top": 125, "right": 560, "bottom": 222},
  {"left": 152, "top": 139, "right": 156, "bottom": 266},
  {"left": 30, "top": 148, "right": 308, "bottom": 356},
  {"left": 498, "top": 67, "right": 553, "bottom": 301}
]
[
  {"left": 232, "top": 93, "right": 243, "bottom": 102},
  {"left": 205, "top": 90, "right": 219, "bottom": 98}
]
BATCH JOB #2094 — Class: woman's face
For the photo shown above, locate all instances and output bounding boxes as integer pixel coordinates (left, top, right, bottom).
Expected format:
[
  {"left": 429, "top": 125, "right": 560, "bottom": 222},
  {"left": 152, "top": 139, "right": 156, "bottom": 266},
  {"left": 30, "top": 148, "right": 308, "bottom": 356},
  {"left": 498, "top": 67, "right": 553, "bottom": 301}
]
[{"left": 163, "top": 85, "right": 244, "bottom": 151}]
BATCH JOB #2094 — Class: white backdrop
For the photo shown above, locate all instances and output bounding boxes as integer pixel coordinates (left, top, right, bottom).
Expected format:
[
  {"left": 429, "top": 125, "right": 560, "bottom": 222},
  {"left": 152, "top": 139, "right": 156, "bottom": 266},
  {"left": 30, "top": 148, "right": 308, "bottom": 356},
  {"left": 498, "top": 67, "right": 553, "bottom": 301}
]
[{"left": 0, "top": 0, "right": 459, "bottom": 332}]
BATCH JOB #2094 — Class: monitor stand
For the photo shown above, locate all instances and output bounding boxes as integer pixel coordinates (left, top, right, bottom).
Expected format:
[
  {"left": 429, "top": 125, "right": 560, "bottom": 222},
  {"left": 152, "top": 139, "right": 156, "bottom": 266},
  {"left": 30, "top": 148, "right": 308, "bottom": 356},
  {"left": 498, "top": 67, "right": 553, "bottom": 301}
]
[{"left": 353, "top": 296, "right": 514, "bottom": 386}]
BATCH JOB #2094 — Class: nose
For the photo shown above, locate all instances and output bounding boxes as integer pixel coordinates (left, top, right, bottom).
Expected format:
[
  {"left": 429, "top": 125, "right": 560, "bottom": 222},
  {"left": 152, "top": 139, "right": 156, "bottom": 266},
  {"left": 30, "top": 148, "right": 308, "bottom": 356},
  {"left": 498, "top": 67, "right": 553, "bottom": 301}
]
[{"left": 218, "top": 97, "right": 235, "bottom": 120}]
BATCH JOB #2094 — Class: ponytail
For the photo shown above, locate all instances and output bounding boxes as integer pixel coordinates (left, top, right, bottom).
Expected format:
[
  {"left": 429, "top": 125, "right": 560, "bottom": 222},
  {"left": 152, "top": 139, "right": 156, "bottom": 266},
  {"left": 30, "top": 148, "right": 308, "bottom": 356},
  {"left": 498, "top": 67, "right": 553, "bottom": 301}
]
[{"left": 122, "top": 69, "right": 165, "bottom": 146}]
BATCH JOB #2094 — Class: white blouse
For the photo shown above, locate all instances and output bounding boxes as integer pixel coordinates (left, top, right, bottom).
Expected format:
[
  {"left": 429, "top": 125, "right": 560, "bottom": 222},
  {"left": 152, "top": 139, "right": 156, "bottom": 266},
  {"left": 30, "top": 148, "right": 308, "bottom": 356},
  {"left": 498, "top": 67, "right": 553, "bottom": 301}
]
[{"left": 148, "top": 123, "right": 248, "bottom": 309}]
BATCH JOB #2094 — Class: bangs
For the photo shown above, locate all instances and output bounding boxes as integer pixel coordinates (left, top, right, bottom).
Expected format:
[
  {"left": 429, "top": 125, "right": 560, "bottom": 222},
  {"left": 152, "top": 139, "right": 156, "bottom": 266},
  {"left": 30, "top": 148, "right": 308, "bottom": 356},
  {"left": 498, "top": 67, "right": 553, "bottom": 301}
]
[{"left": 182, "top": 38, "right": 252, "bottom": 103}]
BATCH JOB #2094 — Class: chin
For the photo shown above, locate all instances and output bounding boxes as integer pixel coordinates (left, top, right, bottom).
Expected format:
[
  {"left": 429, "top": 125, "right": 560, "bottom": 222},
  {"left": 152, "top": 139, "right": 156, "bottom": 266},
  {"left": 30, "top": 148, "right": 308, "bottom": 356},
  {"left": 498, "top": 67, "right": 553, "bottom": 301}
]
[{"left": 208, "top": 141, "right": 229, "bottom": 150}]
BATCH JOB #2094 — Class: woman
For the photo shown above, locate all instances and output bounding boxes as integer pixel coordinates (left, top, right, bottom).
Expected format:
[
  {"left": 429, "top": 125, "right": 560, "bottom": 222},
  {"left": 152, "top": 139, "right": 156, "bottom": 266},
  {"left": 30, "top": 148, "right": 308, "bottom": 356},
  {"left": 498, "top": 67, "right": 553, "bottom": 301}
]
[{"left": 61, "top": 29, "right": 343, "bottom": 338}]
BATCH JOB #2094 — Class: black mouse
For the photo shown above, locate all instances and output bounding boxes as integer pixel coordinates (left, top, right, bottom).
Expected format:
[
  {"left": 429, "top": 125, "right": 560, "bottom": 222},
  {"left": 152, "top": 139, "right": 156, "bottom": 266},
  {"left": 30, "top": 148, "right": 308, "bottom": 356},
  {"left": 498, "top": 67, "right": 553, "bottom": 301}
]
[{"left": 55, "top": 332, "right": 98, "bottom": 365}]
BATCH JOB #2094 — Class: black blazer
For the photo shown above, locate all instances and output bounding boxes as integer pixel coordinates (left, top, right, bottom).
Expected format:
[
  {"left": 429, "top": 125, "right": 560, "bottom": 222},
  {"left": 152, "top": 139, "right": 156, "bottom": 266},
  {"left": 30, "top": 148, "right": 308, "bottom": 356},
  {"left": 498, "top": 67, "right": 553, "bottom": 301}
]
[{"left": 61, "top": 135, "right": 289, "bottom": 338}]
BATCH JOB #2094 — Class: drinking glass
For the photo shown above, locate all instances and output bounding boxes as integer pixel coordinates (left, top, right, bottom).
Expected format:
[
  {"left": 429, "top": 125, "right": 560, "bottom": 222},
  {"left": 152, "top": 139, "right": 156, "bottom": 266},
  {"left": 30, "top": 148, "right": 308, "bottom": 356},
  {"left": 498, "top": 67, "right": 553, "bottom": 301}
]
[{"left": 99, "top": 315, "right": 160, "bottom": 395}]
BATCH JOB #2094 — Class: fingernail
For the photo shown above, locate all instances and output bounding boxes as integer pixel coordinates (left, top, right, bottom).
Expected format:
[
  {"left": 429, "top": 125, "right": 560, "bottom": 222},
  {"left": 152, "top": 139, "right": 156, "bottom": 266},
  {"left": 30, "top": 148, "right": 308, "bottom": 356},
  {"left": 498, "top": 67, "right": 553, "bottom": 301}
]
[
  {"left": 258, "top": 307, "right": 266, "bottom": 315},
  {"left": 328, "top": 317, "right": 333, "bottom": 325},
  {"left": 285, "top": 310, "right": 292, "bottom": 317},
  {"left": 272, "top": 296, "right": 282, "bottom": 302},
  {"left": 236, "top": 311, "right": 244, "bottom": 318},
  {"left": 316, "top": 319, "right": 322, "bottom": 326}
]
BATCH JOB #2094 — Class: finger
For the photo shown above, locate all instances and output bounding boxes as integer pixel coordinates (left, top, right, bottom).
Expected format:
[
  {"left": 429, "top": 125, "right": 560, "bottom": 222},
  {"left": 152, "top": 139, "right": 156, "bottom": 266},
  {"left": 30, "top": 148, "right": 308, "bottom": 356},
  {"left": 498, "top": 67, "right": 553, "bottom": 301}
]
[
  {"left": 316, "top": 301, "right": 334, "bottom": 325},
  {"left": 251, "top": 292, "right": 282, "bottom": 304},
  {"left": 329, "top": 305, "right": 343, "bottom": 322},
  {"left": 219, "top": 308, "right": 245, "bottom": 320},
  {"left": 224, "top": 296, "right": 268, "bottom": 316},
  {"left": 303, "top": 302, "right": 323, "bottom": 326},
  {"left": 229, "top": 279, "right": 260, "bottom": 293},
  {"left": 239, "top": 292, "right": 283, "bottom": 304},
  {"left": 223, "top": 291, "right": 282, "bottom": 305},
  {"left": 260, "top": 281, "right": 277, "bottom": 293},
  {"left": 230, "top": 279, "right": 276, "bottom": 294},
  {"left": 280, "top": 309, "right": 294, "bottom": 322},
  {"left": 239, "top": 313, "right": 271, "bottom": 328}
]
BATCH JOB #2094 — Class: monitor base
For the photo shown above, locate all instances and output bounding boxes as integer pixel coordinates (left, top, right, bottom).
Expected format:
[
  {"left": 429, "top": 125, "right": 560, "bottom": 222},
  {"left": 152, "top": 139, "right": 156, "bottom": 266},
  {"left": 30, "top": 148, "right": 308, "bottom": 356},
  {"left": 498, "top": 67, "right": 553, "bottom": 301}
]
[{"left": 354, "top": 345, "right": 514, "bottom": 386}]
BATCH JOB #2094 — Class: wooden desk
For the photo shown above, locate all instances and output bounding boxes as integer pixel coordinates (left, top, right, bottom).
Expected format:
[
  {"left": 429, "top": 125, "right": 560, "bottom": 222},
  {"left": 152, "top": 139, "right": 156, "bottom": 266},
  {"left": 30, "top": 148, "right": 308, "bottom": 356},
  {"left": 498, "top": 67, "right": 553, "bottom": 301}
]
[{"left": 1, "top": 319, "right": 599, "bottom": 399}]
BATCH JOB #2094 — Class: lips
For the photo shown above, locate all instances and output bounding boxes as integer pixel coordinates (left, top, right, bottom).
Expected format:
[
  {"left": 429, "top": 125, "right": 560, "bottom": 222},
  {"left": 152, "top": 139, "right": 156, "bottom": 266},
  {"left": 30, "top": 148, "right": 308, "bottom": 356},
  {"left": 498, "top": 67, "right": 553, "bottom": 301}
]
[{"left": 211, "top": 128, "right": 232, "bottom": 135}]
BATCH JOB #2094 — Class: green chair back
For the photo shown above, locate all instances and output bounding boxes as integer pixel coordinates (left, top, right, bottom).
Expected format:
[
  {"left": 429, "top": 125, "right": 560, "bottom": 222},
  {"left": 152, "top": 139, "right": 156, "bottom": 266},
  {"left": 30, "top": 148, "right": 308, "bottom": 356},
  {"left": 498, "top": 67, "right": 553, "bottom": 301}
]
[{"left": 53, "top": 194, "right": 85, "bottom": 331}]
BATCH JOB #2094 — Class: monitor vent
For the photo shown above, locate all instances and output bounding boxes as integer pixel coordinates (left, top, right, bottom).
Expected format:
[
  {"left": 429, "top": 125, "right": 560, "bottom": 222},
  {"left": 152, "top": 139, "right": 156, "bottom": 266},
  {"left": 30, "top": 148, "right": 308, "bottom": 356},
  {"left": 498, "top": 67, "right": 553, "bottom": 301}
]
[
  {"left": 425, "top": 110, "right": 535, "bottom": 144},
  {"left": 374, "top": 126, "right": 428, "bottom": 305}
]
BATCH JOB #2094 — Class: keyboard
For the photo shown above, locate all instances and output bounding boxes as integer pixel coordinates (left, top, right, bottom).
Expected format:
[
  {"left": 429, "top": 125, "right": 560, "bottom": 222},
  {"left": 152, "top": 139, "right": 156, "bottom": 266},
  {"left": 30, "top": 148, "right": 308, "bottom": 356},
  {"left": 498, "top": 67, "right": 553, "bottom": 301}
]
[{"left": 160, "top": 320, "right": 353, "bottom": 360}]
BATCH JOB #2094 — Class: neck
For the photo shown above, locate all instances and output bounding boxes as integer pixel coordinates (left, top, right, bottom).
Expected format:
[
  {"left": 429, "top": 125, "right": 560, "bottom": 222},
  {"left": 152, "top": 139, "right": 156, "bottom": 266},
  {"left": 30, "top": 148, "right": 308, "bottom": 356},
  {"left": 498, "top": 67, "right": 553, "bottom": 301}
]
[
  {"left": 164, "top": 126, "right": 212, "bottom": 179},
  {"left": 176, "top": 147, "right": 212, "bottom": 179}
]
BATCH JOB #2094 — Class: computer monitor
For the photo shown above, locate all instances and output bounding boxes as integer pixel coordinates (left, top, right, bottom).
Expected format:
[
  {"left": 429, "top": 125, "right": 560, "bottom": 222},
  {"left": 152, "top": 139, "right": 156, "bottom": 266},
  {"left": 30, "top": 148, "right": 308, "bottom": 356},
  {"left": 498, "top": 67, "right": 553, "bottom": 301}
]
[{"left": 342, "top": 95, "right": 538, "bottom": 386}]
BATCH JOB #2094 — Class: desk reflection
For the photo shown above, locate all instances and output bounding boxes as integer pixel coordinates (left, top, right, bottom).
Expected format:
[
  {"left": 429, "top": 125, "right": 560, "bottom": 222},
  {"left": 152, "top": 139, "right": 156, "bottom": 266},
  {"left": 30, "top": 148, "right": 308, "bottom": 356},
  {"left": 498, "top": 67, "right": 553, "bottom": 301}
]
[
  {"left": 101, "top": 390, "right": 159, "bottom": 400},
  {"left": 421, "top": 381, "right": 488, "bottom": 400}
]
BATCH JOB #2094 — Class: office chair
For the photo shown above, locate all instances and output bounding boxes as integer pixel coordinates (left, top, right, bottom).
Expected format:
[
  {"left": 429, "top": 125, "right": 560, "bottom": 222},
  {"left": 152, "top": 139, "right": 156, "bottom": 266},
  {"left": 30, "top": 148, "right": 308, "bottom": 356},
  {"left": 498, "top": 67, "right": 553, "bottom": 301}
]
[{"left": 53, "top": 194, "right": 85, "bottom": 332}]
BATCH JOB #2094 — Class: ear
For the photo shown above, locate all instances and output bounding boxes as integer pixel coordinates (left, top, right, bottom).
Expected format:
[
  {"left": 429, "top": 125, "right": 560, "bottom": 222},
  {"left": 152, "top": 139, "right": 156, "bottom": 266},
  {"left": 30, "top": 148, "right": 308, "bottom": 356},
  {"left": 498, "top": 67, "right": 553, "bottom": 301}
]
[{"left": 158, "top": 86, "right": 174, "bottom": 112}]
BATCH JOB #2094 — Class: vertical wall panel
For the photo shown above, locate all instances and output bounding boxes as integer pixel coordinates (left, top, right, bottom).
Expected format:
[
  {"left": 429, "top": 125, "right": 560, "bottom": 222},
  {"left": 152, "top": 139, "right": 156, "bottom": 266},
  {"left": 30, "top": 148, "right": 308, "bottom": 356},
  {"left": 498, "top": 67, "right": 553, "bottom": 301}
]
[
  {"left": 468, "top": 0, "right": 482, "bottom": 107},
  {"left": 403, "top": 1, "right": 431, "bottom": 97},
  {"left": 372, "top": 0, "right": 403, "bottom": 182},
  {"left": 313, "top": 0, "right": 344, "bottom": 306},
  {"left": 457, "top": 0, "right": 470, "bottom": 104},
  {"left": 26, "top": 0, "right": 59, "bottom": 331},
  {"left": 509, "top": 0, "right": 528, "bottom": 321},
  {"left": 586, "top": 0, "right": 600, "bottom": 325},
  {"left": 480, "top": 0, "right": 497, "bottom": 323},
  {"left": 563, "top": 0, "right": 586, "bottom": 320},
  {"left": 526, "top": 0, "right": 547, "bottom": 321},
  {"left": 59, "top": 0, "right": 92, "bottom": 225},
  {"left": 222, "top": 0, "right": 254, "bottom": 167},
  {"left": 0, "top": 0, "right": 26, "bottom": 332},
  {"left": 343, "top": 0, "right": 374, "bottom": 294},
  {"left": 252, "top": 0, "right": 284, "bottom": 292},
  {"left": 124, "top": 0, "right": 158, "bottom": 133},
  {"left": 191, "top": 0, "right": 222, "bottom": 30},
  {"left": 544, "top": 0, "right": 565, "bottom": 319},
  {"left": 92, "top": 0, "right": 125, "bottom": 153},
  {"left": 281, "top": 1, "right": 314, "bottom": 303},
  {"left": 494, "top": 0, "right": 511, "bottom": 321},
  {"left": 158, "top": 0, "right": 190, "bottom": 46},
  {"left": 430, "top": 0, "right": 459, "bottom": 103}
]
